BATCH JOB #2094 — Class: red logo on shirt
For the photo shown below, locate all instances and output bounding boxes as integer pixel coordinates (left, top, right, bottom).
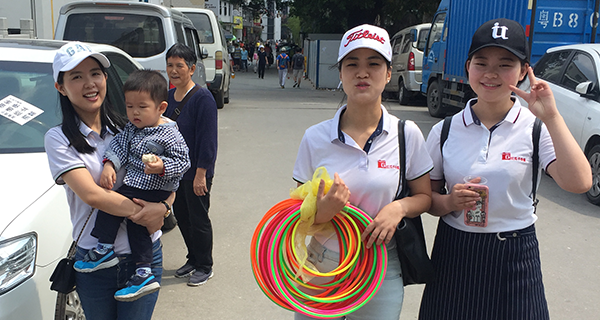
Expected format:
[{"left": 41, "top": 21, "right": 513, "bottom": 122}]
[
  {"left": 378, "top": 160, "right": 399, "bottom": 170},
  {"left": 502, "top": 152, "right": 526, "bottom": 162}
]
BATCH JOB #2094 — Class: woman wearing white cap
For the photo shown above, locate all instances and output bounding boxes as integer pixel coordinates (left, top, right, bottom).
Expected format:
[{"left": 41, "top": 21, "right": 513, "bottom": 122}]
[
  {"left": 44, "top": 42, "right": 170, "bottom": 319},
  {"left": 293, "top": 24, "right": 433, "bottom": 319},
  {"left": 419, "top": 19, "right": 591, "bottom": 319}
]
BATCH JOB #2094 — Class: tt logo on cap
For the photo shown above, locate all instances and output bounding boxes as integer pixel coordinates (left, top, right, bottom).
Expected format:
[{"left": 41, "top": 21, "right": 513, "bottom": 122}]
[
  {"left": 344, "top": 28, "right": 386, "bottom": 47},
  {"left": 491, "top": 22, "right": 509, "bottom": 40},
  {"left": 66, "top": 44, "right": 91, "bottom": 57}
]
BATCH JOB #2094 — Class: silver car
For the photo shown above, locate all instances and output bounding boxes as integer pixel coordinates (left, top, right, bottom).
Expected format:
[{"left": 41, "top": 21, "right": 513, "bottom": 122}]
[{"left": 0, "top": 38, "right": 142, "bottom": 320}]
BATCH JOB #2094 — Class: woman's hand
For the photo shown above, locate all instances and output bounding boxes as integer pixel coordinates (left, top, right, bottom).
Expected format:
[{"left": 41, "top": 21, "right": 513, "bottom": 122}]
[
  {"left": 129, "top": 198, "right": 165, "bottom": 234},
  {"left": 448, "top": 183, "right": 481, "bottom": 212},
  {"left": 193, "top": 168, "right": 208, "bottom": 196},
  {"left": 510, "top": 66, "right": 559, "bottom": 122},
  {"left": 313, "top": 173, "right": 350, "bottom": 224},
  {"left": 362, "top": 201, "right": 404, "bottom": 249}
]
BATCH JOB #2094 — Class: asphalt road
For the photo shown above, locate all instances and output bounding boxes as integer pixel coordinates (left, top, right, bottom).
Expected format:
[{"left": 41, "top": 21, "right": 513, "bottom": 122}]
[{"left": 152, "top": 67, "right": 600, "bottom": 320}]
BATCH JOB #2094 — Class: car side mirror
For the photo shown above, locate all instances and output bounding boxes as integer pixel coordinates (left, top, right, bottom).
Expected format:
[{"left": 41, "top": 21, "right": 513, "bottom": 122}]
[
  {"left": 200, "top": 46, "right": 209, "bottom": 60},
  {"left": 576, "top": 81, "right": 594, "bottom": 96}
]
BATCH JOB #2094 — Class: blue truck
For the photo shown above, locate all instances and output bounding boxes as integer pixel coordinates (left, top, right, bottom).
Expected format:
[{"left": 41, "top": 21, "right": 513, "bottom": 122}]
[{"left": 422, "top": 0, "right": 600, "bottom": 117}]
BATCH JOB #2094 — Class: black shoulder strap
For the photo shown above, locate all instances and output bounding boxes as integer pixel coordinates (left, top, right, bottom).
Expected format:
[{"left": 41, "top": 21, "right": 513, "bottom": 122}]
[
  {"left": 169, "top": 85, "right": 200, "bottom": 121},
  {"left": 532, "top": 117, "right": 542, "bottom": 211},
  {"left": 395, "top": 119, "right": 409, "bottom": 200},
  {"left": 440, "top": 116, "right": 452, "bottom": 156}
]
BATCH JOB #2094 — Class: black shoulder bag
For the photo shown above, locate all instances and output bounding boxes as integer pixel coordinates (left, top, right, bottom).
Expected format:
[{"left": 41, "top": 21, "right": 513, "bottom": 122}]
[
  {"left": 394, "top": 119, "right": 435, "bottom": 286},
  {"left": 50, "top": 208, "right": 94, "bottom": 294}
]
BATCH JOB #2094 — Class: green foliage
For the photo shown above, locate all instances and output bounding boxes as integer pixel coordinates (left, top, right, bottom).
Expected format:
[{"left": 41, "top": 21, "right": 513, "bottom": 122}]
[{"left": 290, "top": 0, "right": 440, "bottom": 35}]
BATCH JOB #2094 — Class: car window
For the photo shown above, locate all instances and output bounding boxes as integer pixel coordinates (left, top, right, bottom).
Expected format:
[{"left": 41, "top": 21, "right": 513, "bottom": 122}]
[
  {"left": 416, "top": 28, "right": 429, "bottom": 51},
  {"left": 0, "top": 62, "right": 59, "bottom": 153},
  {"left": 401, "top": 35, "right": 412, "bottom": 54},
  {"left": 535, "top": 51, "right": 572, "bottom": 84},
  {"left": 174, "top": 22, "right": 185, "bottom": 44},
  {"left": 392, "top": 35, "right": 403, "bottom": 55},
  {"left": 561, "top": 52, "right": 596, "bottom": 91},
  {"left": 426, "top": 13, "right": 446, "bottom": 55},
  {"left": 184, "top": 28, "right": 201, "bottom": 61},
  {"left": 63, "top": 13, "right": 165, "bottom": 58},
  {"left": 184, "top": 13, "right": 214, "bottom": 44},
  {"left": 103, "top": 52, "right": 139, "bottom": 85}
]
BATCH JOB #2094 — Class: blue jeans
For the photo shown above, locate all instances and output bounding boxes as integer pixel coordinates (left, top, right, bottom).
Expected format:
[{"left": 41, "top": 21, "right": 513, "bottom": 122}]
[
  {"left": 75, "top": 240, "right": 163, "bottom": 320},
  {"left": 294, "top": 238, "right": 404, "bottom": 320}
]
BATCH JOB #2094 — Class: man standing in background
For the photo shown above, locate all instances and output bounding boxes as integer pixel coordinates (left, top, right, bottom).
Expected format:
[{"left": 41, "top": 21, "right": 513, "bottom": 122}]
[{"left": 276, "top": 47, "right": 290, "bottom": 88}]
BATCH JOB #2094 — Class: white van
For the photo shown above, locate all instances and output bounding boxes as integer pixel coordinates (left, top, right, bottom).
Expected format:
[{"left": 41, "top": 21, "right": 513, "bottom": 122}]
[
  {"left": 175, "top": 7, "right": 231, "bottom": 109},
  {"left": 384, "top": 23, "right": 431, "bottom": 104},
  {"left": 54, "top": 1, "right": 208, "bottom": 87}
]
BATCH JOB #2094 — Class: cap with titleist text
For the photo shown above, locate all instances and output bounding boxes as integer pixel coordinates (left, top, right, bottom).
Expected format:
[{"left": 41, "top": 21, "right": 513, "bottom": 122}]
[
  {"left": 338, "top": 24, "right": 392, "bottom": 63},
  {"left": 468, "top": 18, "right": 529, "bottom": 63},
  {"left": 53, "top": 42, "right": 111, "bottom": 82}
]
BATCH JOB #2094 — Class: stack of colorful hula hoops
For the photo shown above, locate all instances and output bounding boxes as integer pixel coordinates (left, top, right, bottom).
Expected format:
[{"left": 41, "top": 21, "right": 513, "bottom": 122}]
[{"left": 251, "top": 198, "right": 388, "bottom": 319}]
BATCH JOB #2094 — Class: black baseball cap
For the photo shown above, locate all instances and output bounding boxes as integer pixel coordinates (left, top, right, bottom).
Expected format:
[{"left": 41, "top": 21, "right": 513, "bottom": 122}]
[{"left": 468, "top": 18, "right": 529, "bottom": 63}]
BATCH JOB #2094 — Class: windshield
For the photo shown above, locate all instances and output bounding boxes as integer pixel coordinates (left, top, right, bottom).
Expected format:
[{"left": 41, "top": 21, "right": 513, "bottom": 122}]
[
  {"left": 0, "top": 61, "right": 60, "bottom": 154},
  {"left": 63, "top": 13, "right": 166, "bottom": 58},
  {"left": 184, "top": 13, "right": 214, "bottom": 44}
]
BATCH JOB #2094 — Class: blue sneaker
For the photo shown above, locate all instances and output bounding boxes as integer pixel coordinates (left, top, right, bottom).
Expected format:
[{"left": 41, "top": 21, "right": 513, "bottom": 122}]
[
  {"left": 73, "top": 248, "right": 118, "bottom": 273},
  {"left": 114, "top": 273, "right": 160, "bottom": 302}
]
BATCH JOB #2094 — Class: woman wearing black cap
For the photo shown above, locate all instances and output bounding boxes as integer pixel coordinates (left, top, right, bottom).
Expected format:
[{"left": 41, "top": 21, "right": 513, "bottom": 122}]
[{"left": 419, "top": 19, "right": 592, "bottom": 320}]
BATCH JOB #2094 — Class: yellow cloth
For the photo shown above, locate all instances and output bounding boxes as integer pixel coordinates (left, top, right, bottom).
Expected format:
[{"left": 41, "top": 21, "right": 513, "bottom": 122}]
[{"left": 289, "top": 167, "right": 336, "bottom": 280}]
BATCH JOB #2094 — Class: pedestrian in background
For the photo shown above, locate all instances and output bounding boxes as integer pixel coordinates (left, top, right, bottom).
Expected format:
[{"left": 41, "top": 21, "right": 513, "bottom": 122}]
[
  {"left": 292, "top": 24, "right": 433, "bottom": 320},
  {"left": 164, "top": 43, "right": 218, "bottom": 287},
  {"left": 419, "top": 18, "right": 592, "bottom": 320},
  {"left": 241, "top": 45, "right": 248, "bottom": 72},
  {"left": 291, "top": 48, "right": 305, "bottom": 88},
  {"left": 45, "top": 42, "right": 170, "bottom": 319},
  {"left": 276, "top": 47, "right": 290, "bottom": 88},
  {"left": 257, "top": 45, "right": 267, "bottom": 79}
]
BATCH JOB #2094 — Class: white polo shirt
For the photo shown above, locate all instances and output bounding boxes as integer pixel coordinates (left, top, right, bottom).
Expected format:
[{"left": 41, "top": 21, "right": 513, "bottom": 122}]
[
  {"left": 45, "top": 123, "right": 161, "bottom": 254},
  {"left": 294, "top": 105, "right": 433, "bottom": 249},
  {"left": 426, "top": 98, "right": 556, "bottom": 233}
]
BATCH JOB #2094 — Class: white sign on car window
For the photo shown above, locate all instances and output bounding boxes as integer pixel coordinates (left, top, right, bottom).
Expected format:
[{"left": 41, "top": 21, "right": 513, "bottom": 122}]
[{"left": 0, "top": 95, "right": 44, "bottom": 125}]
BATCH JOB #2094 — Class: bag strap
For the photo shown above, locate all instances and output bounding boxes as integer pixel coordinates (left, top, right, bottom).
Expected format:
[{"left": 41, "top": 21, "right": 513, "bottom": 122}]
[
  {"left": 68, "top": 207, "right": 95, "bottom": 258},
  {"left": 532, "top": 117, "right": 542, "bottom": 212},
  {"left": 169, "top": 85, "right": 199, "bottom": 121},
  {"left": 395, "top": 119, "right": 408, "bottom": 200},
  {"left": 440, "top": 116, "right": 452, "bottom": 156}
]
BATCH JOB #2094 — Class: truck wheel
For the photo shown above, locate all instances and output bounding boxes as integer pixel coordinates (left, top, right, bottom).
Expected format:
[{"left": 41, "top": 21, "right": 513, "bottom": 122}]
[
  {"left": 55, "top": 291, "right": 85, "bottom": 320},
  {"left": 214, "top": 89, "right": 225, "bottom": 109},
  {"left": 398, "top": 79, "right": 411, "bottom": 105},
  {"left": 427, "top": 80, "right": 444, "bottom": 118},
  {"left": 586, "top": 144, "right": 600, "bottom": 205}
]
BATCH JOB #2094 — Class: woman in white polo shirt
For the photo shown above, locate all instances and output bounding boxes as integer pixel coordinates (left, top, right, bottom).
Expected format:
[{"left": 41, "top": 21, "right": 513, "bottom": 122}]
[
  {"left": 293, "top": 24, "right": 433, "bottom": 320},
  {"left": 44, "top": 42, "right": 172, "bottom": 320},
  {"left": 419, "top": 19, "right": 592, "bottom": 320}
]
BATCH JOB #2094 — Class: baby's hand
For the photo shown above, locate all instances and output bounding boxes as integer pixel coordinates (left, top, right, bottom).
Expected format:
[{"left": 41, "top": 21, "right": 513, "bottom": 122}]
[
  {"left": 100, "top": 163, "right": 116, "bottom": 189},
  {"left": 144, "top": 156, "right": 164, "bottom": 174}
]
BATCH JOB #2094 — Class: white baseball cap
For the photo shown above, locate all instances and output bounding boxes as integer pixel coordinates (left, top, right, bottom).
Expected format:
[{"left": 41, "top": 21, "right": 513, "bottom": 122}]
[
  {"left": 338, "top": 24, "right": 392, "bottom": 63},
  {"left": 53, "top": 42, "right": 110, "bottom": 82}
]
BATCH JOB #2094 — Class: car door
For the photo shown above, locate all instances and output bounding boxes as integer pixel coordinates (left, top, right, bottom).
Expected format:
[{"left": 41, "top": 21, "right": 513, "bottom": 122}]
[{"left": 556, "top": 50, "right": 597, "bottom": 147}]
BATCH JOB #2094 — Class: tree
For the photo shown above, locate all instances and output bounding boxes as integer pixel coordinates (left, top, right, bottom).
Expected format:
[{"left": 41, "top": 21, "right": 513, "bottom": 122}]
[{"left": 290, "top": 0, "right": 439, "bottom": 35}]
